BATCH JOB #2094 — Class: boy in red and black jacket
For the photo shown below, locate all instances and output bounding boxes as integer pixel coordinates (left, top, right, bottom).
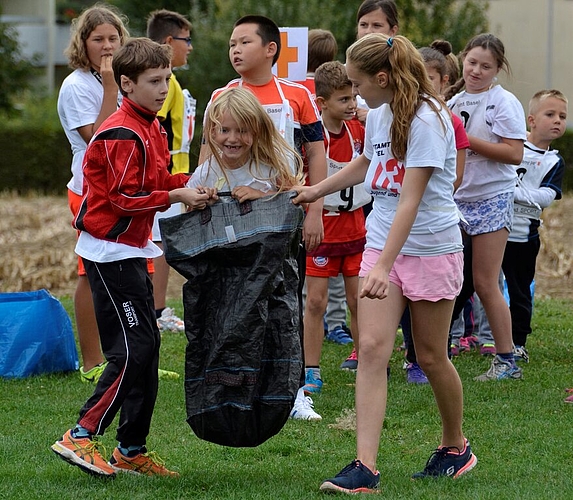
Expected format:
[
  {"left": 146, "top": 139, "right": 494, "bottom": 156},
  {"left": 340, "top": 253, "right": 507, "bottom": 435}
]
[{"left": 52, "top": 38, "right": 211, "bottom": 478}]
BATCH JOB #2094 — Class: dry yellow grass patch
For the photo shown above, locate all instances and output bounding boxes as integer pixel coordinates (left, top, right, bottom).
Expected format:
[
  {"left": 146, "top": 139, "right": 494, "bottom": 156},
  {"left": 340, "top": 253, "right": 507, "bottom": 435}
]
[
  {"left": 0, "top": 193, "right": 571, "bottom": 300},
  {"left": 0, "top": 193, "right": 76, "bottom": 296}
]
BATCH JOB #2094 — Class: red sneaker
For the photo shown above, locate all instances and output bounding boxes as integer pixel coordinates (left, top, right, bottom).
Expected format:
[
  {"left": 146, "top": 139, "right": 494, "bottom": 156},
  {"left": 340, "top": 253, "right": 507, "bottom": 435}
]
[{"left": 340, "top": 348, "right": 358, "bottom": 371}]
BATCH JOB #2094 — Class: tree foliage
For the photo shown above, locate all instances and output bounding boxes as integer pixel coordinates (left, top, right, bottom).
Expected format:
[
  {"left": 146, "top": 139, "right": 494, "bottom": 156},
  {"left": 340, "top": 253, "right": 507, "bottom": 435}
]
[
  {"left": 110, "top": 0, "right": 488, "bottom": 112},
  {"left": 108, "top": 0, "right": 488, "bottom": 161},
  {"left": 399, "top": 0, "right": 490, "bottom": 51},
  {"left": 0, "top": 14, "right": 39, "bottom": 115}
]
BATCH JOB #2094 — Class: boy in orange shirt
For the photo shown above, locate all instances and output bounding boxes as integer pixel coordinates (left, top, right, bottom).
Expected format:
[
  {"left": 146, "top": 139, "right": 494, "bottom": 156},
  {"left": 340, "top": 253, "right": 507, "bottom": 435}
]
[{"left": 201, "top": 15, "right": 326, "bottom": 252}]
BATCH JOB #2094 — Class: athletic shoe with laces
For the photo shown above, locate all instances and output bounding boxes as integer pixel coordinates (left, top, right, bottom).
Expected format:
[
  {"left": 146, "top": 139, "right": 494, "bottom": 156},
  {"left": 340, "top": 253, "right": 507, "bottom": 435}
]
[
  {"left": 474, "top": 354, "right": 522, "bottom": 381},
  {"left": 465, "top": 335, "right": 479, "bottom": 350},
  {"left": 51, "top": 429, "right": 116, "bottom": 477},
  {"left": 412, "top": 439, "right": 477, "bottom": 479},
  {"left": 406, "top": 363, "right": 429, "bottom": 384},
  {"left": 450, "top": 343, "right": 460, "bottom": 357},
  {"left": 319, "top": 459, "right": 380, "bottom": 494},
  {"left": 79, "top": 362, "right": 107, "bottom": 384},
  {"left": 325, "top": 325, "right": 353, "bottom": 345},
  {"left": 109, "top": 447, "right": 179, "bottom": 476},
  {"left": 513, "top": 345, "right": 529, "bottom": 363},
  {"left": 157, "top": 307, "right": 184, "bottom": 333},
  {"left": 289, "top": 389, "right": 322, "bottom": 420},
  {"left": 302, "top": 369, "right": 323, "bottom": 394},
  {"left": 480, "top": 343, "right": 496, "bottom": 356},
  {"left": 458, "top": 337, "right": 471, "bottom": 353},
  {"left": 564, "top": 388, "right": 573, "bottom": 404},
  {"left": 340, "top": 348, "right": 358, "bottom": 371}
]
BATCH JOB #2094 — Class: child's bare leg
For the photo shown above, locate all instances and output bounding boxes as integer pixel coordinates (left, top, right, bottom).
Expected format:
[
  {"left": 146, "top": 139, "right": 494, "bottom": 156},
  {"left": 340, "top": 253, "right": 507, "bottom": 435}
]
[
  {"left": 355, "top": 282, "right": 405, "bottom": 472},
  {"left": 411, "top": 298, "right": 464, "bottom": 448},
  {"left": 472, "top": 230, "right": 513, "bottom": 353},
  {"left": 343, "top": 274, "right": 359, "bottom": 355},
  {"left": 303, "top": 276, "right": 329, "bottom": 367},
  {"left": 152, "top": 243, "right": 170, "bottom": 311}
]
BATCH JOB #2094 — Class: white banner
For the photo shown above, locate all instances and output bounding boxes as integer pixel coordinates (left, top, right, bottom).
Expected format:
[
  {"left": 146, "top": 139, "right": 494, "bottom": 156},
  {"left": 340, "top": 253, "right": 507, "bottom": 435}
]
[{"left": 273, "top": 27, "right": 308, "bottom": 81}]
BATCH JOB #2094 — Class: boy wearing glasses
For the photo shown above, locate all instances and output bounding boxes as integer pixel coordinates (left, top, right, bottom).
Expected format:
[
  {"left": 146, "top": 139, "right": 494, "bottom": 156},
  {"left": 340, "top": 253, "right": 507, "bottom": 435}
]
[{"left": 147, "top": 9, "right": 197, "bottom": 333}]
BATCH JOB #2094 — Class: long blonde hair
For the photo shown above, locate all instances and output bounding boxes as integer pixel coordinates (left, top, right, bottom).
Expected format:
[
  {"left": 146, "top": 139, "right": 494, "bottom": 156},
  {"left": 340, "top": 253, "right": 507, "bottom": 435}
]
[
  {"left": 204, "top": 87, "right": 303, "bottom": 192},
  {"left": 346, "top": 34, "right": 445, "bottom": 161}
]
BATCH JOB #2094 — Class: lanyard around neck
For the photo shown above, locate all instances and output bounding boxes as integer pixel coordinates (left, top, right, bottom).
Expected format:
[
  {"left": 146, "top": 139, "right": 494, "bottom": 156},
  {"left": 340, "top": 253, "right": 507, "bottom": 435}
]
[
  {"left": 323, "top": 121, "right": 355, "bottom": 158},
  {"left": 90, "top": 67, "right": 103, "bottom": 85}
]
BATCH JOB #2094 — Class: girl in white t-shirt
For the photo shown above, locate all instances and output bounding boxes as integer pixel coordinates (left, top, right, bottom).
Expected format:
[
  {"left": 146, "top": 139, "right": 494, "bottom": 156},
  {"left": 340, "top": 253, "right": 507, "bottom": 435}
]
[
  {"left": 293, "top": 34, "right": 476, "bottom": 493},
  {"left": 57, "top": 4, "right": 129, "bottom": 382},
  {"left": 188, "top": 87, "right": 302, "bottom": 198},
  {"left": 334, "top": 0, "right": 401, "bottom": 373},
  {"left": 446, "top": 33, "right": 527, "bottom": 382}
]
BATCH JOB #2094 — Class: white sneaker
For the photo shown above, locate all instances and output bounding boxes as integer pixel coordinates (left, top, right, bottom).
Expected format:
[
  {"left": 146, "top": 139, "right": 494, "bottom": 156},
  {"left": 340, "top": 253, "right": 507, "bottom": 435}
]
[
  {"left": 290, "top": 388, "right": 322, "bottom": 420},
  {"left": 157, "top": 307, "right": 184, "bottom": 333},
  {"left": 474, "top": 355, "right": 522, "bottom": 381}
]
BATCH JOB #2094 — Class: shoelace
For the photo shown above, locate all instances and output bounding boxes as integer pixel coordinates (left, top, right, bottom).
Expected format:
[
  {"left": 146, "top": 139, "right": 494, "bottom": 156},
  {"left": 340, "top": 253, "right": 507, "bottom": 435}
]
[
  {"left": 346, "top": 350, "right": 357, "bottom": 361},
  {"left": 486, "top": 358, "right": 506, "bottom": 376},
  {"left": 142, "top": 450, "right": 166, "bottom": 468},
  {"left": 302, "top": 396, "right": 315, "bottom": 409},
  {"left": 84, "top": 437, "right": 108, "bottom": 459},
  {"left": 337, "top": 460, "right": 363, "bottom": 476},
  {"left": 425, "top": 445, "right": 462, "bottom": 469}
]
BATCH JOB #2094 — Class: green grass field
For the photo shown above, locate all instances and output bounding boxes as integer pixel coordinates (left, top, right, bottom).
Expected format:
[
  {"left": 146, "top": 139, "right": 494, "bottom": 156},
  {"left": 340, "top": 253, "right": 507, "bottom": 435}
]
[{"left": 1, "top": 297, "right": 572, "bottom": 499}]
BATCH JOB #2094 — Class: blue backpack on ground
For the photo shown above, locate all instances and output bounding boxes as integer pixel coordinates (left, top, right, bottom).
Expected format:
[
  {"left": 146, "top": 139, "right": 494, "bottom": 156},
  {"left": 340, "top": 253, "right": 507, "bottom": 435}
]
[{"left": 0, "top": 289, "right": 79, "bottom": 378}]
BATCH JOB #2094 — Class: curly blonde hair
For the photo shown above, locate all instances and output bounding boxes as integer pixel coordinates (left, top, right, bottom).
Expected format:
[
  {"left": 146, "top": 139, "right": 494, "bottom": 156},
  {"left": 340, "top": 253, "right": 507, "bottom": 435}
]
[{"left": 65, "top": 3, "right": 129, "bottom": 71}]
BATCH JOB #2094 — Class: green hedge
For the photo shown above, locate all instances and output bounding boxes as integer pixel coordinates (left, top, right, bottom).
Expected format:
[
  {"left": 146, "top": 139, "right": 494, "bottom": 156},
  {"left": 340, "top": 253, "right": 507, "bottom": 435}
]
[
  {"left": 0, "top": 126, "right": 72, "bottom": 194},
  {"left": 0, "top": 122, "right": 572, "bottom": 195},
  {"left": 551, "top": 130, "right": 573, "bottom": 192}
]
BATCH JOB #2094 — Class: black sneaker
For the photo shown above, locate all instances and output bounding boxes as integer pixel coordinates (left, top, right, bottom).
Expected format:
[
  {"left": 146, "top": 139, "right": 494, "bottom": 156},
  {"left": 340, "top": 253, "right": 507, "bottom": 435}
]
[
  {"left": 412, "top": 439, "right": 477, "bottom": 479},
  {"left": 513, "top": 345, "right": 530, "bottom": 363},
  {"left": 320, "top": 460, "right": 380, "bottom": 494}
]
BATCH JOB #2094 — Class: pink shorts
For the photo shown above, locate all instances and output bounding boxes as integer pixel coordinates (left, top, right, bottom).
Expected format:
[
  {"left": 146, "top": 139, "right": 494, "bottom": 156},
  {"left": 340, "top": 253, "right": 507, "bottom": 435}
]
[
  {"left": 359, "top": 247, "right": 463, "bottom": 301},
  {"left": 306, "top": 252, "right": 362, "bottom": 278}
]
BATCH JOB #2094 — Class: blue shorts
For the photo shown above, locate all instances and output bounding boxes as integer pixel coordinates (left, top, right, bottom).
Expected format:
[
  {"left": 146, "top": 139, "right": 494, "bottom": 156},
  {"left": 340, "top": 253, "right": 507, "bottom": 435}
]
[{"left": 456, "top": 192, "right": 513, "bottom": 236}]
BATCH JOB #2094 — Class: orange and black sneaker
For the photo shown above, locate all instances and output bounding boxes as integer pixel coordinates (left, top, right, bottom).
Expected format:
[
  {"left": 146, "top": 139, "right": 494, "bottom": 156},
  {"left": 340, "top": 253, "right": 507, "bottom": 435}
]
[
  {"left": 109, "top": 447, "right": 179, "bottom": 477},
  {"left": 51, "top": 429, "right": 116, "bottom": 478}
]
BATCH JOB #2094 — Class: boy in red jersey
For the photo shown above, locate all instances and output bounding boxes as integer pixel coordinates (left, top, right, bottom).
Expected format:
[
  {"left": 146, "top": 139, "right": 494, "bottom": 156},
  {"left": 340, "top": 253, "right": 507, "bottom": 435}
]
[{"left": 301, "top": 61, "right": 367, "bottom": 395}]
